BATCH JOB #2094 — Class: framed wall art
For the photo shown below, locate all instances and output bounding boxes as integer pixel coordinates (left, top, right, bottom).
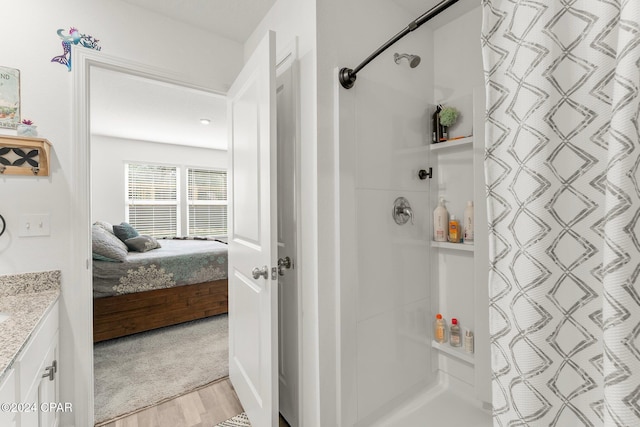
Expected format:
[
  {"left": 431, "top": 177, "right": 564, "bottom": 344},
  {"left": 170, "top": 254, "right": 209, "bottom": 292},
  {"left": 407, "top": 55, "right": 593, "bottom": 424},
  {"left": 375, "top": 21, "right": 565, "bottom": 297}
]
[{"left": 0, "top": 66, "right": 20, "bottom": 130}]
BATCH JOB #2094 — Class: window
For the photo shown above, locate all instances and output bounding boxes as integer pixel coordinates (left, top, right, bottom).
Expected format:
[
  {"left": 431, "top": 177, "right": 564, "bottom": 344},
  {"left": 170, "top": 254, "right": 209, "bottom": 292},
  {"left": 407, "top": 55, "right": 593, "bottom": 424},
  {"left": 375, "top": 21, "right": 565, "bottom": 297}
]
[
  {"left": 125, "top": 163, "right": 227, "bottom": 238},
  {"left": 187, "top": 168, "right": 227, "bottom": 237},
  {"left": 125, "top": 163, "right": 178, "bottom": 237}
]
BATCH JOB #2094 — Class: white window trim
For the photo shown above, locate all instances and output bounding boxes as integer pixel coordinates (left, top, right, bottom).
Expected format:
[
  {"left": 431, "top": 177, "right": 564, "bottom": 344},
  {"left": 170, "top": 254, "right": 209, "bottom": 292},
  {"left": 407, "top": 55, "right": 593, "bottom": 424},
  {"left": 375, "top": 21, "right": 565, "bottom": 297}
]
[{"left": 125, "top": 162, "right": 227, "bottom": 238}]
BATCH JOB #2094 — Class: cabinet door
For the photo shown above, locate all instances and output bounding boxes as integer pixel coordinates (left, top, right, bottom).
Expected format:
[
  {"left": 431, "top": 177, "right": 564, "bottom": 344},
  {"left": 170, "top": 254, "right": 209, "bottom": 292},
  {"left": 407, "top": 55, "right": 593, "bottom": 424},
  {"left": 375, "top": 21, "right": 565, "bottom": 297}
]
[
  {"left": 21, "top": 385, "right": 39, "bottom": 427},
  {"left": 38, "top": 333, "right": 58, "bottom": 427},
  {"left": 0, "top": 369, "right": 17, "bottom": 427}
]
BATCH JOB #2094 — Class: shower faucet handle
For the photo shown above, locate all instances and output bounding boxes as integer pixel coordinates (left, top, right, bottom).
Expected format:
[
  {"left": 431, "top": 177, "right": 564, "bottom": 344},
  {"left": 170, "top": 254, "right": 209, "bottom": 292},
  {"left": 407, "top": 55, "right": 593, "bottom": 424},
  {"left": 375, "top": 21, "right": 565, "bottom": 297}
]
[
  {"left": 403, "top": 207, "right": 414, "bottom": 225},
  {"left": 392, "top": 197, "right": 414, "bottom": 225}
]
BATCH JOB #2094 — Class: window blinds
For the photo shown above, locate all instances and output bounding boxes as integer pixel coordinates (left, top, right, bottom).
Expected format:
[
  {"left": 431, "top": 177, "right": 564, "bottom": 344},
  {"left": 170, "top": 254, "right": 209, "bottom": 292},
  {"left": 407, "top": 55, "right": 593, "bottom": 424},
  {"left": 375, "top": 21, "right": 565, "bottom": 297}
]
[
  {"left": 125, "top": 164, "right": 227, "bottom": 238},
  {"left": 126, "top": 163, "right": 179, "bottom": 237},
  {"left": 187, "top": 168, "right": 227, "bottom": 237}
]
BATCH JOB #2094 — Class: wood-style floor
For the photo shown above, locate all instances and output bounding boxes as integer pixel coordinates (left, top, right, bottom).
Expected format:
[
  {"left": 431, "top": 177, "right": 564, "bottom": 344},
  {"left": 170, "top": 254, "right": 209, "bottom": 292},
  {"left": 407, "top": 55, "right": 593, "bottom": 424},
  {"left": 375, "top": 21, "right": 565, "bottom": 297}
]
[{"left": 99, "top": 378, "right": 290, "bottom": 427}]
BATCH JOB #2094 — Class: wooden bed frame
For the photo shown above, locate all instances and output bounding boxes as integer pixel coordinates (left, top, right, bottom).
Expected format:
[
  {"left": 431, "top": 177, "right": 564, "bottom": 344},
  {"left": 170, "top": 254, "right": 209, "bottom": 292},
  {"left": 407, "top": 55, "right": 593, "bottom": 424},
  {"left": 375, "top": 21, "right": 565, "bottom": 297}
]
[{"left": 93, "top": 278, "right": 228, "bottom": 343}]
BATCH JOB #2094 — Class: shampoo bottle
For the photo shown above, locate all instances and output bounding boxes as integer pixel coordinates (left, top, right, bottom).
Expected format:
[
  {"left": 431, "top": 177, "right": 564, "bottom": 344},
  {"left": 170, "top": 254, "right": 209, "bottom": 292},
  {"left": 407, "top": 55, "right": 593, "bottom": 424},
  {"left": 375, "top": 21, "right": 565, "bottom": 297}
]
[
  {"left": 433, "top": 198, "right": 449, "bottom": 242},
  {"left": 448, "top": 215, "right": 461, "bottom": 243},
  {"left": 450, "top": 318, "right": 461, "bottom": 347},
  {"left": 463, "top": 201, "right": 474, "bottom": 244},
  {"left": 434, "top": 314, "right": 447, "bottom": 344},
  {"left": 432, "top": 105, "right": 442, "bottom": 144},
  {"left": 464, "top": 330, "right": 474, "bottom": 354}
]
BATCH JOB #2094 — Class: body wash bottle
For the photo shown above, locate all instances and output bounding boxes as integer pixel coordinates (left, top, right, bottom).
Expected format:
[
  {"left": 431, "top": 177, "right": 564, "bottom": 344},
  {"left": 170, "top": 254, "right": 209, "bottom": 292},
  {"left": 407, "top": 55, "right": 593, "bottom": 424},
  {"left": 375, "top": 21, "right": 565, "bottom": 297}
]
[
  {"left": 464, "top": 330, "right": 474, "bottom": 353},
  {"left": 433, "top": 198, "right": 449, "bottom": 242},
  {"left": 450, "top": 318, "right": 461, "bottom": 347},
  {"left": 434, "top": 314, "right": 447, "bottom": 343},
  {"left": 448, "top": 215, "right": 461, "bottom": 243},
  {"left": 464, "top": 200, "right": 474, "bottom": 244},
  {"left": 432, "top": 105, "right": 442, "bottom": 144}
]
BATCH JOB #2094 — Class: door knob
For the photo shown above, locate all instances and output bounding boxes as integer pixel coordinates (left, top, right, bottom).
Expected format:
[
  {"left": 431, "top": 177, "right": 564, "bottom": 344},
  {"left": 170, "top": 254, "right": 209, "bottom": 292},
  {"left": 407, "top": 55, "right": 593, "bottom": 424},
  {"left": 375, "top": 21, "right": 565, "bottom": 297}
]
[
  {"left": 278, "top": 256, "right": 292, "bottom": 276},
  {"left": 252, "top": 266, "right": 269, "bottom": 279}
]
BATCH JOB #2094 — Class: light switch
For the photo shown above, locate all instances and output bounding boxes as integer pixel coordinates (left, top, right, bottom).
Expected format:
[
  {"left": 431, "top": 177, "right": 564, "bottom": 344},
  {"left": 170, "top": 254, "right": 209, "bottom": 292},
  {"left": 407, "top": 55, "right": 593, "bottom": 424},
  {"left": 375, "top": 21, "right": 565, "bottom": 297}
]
[{"left": 19, "top": 214, "right": 50, "bottom": 237}]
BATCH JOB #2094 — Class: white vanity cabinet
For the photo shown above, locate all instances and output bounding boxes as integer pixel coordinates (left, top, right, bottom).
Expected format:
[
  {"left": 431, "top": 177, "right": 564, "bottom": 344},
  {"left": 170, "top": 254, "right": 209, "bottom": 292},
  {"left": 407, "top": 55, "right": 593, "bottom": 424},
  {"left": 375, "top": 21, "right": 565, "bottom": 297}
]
[
  {"left": 0, "top": 369, "right": 17, "bottom": 427},
  {"left": 4, "top": 301, "right": 59, "bottom": 427}
]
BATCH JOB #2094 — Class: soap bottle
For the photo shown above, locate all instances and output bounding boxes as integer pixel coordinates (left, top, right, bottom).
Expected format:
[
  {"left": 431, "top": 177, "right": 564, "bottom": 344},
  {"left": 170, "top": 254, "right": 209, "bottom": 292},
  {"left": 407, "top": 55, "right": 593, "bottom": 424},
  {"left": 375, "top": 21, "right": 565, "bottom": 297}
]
[
  {"left": 463, "top": 201, "right": 474, "bottom": 245},
  {"left": 432, "top": 105, "right": 442, "bottom": 144},
  {"left": 433, "top": 198, "right": 449, "bottom": 242},
  {"left": 434, "top": 314, "right": 447, "bottom": 344},
  {"left": 464, "top": 330, "right": 474, "bottom": 353},
  {"left": 448, "top": 215, "right": 461, "bottom": 243},
  {"left": 450, "top": 318, "right": 461, "bottom": 347}
]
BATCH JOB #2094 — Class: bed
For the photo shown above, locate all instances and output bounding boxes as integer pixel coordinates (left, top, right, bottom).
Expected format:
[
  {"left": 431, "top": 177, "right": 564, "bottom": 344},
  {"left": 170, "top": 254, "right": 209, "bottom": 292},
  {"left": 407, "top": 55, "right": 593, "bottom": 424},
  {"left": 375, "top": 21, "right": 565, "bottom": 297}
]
[{"left": 92, "top": 233, "right": 228, "bottom": 343}]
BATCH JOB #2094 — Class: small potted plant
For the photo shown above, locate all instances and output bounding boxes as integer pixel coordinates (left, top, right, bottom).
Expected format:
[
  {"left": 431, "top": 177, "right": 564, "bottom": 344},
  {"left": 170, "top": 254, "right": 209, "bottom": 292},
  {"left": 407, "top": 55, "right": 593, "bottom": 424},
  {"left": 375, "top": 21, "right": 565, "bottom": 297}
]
[
  {"left": 17, "top": 119, "right": 38, "bottom": 137},
  {"left": 439, "top": 106, "right": 459, "bottom": 128}
]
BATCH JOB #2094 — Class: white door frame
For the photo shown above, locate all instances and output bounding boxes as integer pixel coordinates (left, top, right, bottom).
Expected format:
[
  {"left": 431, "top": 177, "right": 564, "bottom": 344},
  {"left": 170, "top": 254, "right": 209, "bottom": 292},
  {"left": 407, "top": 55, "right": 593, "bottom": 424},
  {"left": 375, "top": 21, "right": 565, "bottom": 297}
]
[
  {"left": 70, "top": 45, "right": 304, "bottom": 426},
  {"left": 275, "top": 39, "right": 303, "bottom": 426},
  {"left": 70, "top": 47, "right": 227, "bottom": 426}
]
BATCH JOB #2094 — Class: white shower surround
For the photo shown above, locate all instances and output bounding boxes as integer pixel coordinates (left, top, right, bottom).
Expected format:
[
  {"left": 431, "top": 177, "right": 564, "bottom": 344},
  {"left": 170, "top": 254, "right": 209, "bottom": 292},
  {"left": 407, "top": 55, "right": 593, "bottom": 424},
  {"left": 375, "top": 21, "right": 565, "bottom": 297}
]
[{"left": 336, "top": 4, "right": 492, "bottom": 426}]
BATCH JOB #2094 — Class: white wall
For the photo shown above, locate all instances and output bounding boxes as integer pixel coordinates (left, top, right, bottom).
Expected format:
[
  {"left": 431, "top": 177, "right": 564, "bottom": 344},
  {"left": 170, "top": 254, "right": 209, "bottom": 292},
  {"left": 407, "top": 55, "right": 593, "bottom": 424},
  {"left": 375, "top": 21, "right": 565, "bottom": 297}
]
[
  {"left": 244, "top": 1, "right": 321, "bottom": 426},
  {"left": 91, "top": 135, "right": 227, "bottom": 224},
  {"left": 0, "top": 1, "right": 242, "bottom": 425}
]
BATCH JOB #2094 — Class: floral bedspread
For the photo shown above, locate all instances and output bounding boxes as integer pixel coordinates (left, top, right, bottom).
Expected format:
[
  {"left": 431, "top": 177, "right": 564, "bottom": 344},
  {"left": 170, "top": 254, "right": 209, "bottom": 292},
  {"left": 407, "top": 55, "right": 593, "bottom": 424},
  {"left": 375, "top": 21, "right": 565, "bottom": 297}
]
[{"left": 92, "top": 239, "right": 228, "bottom": 298}]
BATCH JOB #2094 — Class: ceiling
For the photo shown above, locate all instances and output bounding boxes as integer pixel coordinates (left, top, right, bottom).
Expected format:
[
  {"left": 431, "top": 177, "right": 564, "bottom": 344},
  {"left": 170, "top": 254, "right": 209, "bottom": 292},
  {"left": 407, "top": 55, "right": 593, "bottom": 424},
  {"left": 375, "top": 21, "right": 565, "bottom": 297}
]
[
  {"left": 92, "top": 0, "right": 477, "bottom": 151},
  {"left": 90, "top": 68, "right": 228, "bottom": 150},
  {"left": 119, "top": 0, "right": 278, "bottom": 43}
]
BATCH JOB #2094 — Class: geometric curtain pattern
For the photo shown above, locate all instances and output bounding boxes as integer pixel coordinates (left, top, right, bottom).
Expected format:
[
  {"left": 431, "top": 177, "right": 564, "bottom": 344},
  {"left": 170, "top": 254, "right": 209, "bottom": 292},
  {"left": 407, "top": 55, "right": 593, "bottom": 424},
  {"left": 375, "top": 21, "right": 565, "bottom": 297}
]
[{"left": 482, "top": 1, "right": 640, "bottom": 425}]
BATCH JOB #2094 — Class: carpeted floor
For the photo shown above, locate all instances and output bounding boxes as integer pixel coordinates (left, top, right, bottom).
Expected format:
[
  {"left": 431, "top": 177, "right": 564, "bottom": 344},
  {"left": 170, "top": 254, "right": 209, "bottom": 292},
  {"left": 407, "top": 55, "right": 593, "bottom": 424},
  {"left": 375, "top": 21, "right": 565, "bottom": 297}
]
[{"left": 94, "top": 314, "right": 229, "bottom": 424}]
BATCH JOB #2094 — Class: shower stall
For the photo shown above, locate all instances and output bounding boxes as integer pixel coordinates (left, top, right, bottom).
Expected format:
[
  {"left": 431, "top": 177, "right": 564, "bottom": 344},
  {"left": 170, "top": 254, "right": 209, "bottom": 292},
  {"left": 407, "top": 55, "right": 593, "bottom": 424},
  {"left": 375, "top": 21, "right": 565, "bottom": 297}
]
[
  {"left": 332, "top": 0, "right": 640, "bottom": 425},
  {"left": 334, "top": 3, "right": 492, "bottom": 426}
]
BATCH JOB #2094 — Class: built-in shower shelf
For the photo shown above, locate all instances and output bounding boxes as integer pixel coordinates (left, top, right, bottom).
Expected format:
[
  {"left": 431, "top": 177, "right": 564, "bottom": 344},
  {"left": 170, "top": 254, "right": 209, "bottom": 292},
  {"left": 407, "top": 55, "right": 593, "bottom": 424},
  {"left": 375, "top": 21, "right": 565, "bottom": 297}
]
[
  {"left": 431, "top": 241, "right": 475, "bottom": 252},
  {"left": 430, "top": 136, "right": 473, "bottom": 151},
  {"left": 432, "top": 340, "right": 475, "bottom": 365}
]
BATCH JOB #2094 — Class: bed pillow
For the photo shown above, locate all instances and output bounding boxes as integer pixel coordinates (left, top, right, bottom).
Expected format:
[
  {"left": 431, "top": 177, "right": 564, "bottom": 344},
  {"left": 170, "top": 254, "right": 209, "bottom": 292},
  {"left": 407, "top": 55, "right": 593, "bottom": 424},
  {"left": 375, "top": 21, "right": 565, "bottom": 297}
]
[
  {"left": 93, "top": 220, "right": 114, "bottom": 235},
  {"left": 92, "top": 252, "right": 120, "bottom": 262},
  {"left": 113, "top": 222, "right": 140, "bottom": 243},
  {"left": 125, "top": 235, "right": 162, "bottom": 252},
  {"left": 92, "top": 225, "right": 128, "bottom": 262}
]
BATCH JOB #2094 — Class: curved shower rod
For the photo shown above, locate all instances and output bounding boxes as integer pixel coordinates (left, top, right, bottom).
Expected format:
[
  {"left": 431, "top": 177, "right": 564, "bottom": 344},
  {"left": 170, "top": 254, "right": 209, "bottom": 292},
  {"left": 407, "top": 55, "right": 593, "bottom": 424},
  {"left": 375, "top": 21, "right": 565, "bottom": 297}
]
[{"left": 338, "top": 0, "right": 460, "bottom": 89}]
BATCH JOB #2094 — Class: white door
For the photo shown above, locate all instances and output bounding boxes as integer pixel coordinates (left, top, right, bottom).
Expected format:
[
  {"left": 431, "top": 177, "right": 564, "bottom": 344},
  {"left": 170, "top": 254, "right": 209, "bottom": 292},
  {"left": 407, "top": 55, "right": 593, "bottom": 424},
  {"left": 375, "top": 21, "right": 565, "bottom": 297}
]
[
  {"left": 276, "top": 61, "right": 298, "bottom": 426},
  {"left": 227, "top": 31, "right": 278, "bottom": 427}
]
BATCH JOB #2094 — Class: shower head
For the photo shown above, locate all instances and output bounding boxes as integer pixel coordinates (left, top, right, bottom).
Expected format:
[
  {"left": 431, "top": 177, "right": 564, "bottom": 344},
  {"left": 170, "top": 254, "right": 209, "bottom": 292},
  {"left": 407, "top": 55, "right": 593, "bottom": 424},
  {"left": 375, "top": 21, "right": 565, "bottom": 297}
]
[{"left": 394, "top": 53, "right": 421, "bottom": 68}]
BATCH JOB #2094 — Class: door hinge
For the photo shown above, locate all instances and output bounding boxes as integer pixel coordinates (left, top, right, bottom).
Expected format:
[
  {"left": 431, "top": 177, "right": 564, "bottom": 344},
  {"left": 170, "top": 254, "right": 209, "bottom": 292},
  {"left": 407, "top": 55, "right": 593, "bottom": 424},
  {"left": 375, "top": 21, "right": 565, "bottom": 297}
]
[{"left": 418, "top": 168, "right": 432, "bottom": 180}]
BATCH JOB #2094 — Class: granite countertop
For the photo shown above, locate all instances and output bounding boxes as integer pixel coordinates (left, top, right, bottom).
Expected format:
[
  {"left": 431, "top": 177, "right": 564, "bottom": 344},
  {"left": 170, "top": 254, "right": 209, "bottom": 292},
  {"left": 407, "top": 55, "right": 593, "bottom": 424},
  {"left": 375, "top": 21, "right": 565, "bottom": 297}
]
[{"left": 0, "top": 270, "right": 61, "bottom": 383}]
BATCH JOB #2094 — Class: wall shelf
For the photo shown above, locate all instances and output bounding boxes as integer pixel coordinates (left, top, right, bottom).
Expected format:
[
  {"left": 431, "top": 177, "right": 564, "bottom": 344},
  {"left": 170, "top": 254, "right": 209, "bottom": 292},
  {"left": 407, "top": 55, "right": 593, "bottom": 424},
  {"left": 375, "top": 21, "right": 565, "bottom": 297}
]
[
  {"left": 430, "top": 136, "right": 473, "bottom": 151},
  {"left": 431, "top": 241, "right": 475, "bottom": 252},
  {"left": 432, "top": 340, "right": 475, "bottom": 365},
  {"left": 0, "top": 135, "right": 52, "bottom": 176}
]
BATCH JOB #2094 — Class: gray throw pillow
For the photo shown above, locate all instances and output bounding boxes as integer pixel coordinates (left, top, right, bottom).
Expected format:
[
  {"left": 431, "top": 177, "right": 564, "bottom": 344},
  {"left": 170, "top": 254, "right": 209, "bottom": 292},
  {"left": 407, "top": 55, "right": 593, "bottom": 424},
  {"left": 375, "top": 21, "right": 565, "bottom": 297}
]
[
  {"left": 125, "top": 235, "right": 162, "bottom": 252},
  {"left": 92, "top": 252, "right": 119, "bottom": 262},
  {"left": 113, "top": 222, "right": 140, "bottom": 243},
  {"left": 92, "top": 225, "right": 128, "bottom": 262},
  {"left": 93, "top": 220, "right": 114, "bottom": 235}
]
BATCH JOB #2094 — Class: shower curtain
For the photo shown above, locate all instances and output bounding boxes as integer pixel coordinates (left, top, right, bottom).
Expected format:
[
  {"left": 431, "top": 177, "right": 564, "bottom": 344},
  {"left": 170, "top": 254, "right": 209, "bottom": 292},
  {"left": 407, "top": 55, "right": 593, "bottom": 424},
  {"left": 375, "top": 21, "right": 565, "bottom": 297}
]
[{"left": 482, "top": 1, "right": 640, "bottom": 426}]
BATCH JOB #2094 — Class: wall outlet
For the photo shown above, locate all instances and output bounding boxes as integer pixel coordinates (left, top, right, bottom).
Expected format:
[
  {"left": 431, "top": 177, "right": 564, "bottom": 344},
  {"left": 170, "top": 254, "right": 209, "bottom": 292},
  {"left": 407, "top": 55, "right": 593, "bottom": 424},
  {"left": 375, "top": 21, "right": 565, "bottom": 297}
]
[{"left": 19, "top": 214, "right": 50, "bottom": 237}]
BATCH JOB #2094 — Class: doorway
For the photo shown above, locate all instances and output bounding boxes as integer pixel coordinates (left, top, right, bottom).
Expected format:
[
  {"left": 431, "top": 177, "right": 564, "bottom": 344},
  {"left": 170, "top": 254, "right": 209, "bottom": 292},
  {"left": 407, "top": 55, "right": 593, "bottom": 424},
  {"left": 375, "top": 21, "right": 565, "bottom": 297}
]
[{"left": 72, "top": 45, "right": 301, "bottom": 426}]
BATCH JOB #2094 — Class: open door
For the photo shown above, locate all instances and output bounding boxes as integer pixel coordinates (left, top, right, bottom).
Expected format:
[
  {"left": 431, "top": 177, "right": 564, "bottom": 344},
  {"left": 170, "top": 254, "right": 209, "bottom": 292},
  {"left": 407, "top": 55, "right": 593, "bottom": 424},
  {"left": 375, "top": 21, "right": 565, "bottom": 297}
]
[{"left": 227, "top": 31, "right": 278, "bottom": 427}]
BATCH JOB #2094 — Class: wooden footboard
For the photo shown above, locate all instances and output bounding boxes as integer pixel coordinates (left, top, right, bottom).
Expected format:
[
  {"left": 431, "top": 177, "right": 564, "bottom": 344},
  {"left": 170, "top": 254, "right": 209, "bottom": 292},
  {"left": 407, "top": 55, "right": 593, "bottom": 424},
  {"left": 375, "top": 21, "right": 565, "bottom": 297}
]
[{"left": 93, "top": 279, "right": 228, "bottom": 343}]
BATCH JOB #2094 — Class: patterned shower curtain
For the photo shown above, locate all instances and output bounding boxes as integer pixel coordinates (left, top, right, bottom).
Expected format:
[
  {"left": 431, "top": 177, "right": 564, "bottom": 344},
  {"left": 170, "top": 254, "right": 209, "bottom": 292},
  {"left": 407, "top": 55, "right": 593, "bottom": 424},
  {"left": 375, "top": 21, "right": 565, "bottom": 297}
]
[{"left": 482, "top": 1, "right": 640, "bottom": 426}]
